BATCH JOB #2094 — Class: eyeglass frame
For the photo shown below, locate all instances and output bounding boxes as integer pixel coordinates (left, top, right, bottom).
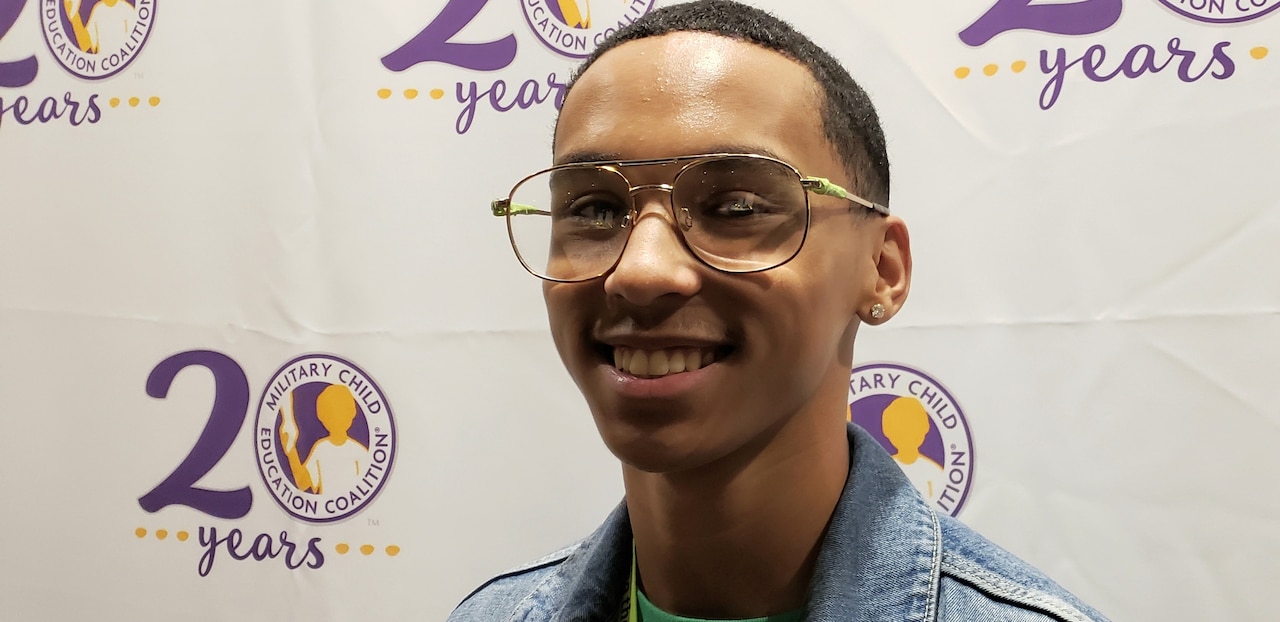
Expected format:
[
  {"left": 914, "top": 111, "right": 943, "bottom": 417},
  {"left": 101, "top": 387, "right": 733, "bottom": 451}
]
[{"left": 490, "top": 153, "right": 890, "bottom": 283}]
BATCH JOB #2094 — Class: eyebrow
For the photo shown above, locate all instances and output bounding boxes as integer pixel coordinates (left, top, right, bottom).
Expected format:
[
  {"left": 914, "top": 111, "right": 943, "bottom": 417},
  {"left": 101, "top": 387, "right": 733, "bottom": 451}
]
[
  {"left": 554, "top": 151, "right": 622, "bottom": 165},
  {"left": 553, "top": 144, "right": 788, "bottom": 166}
]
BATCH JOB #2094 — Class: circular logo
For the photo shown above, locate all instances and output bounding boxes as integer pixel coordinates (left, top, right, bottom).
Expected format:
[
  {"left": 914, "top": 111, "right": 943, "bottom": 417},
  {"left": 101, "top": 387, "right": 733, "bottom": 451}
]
[
  {"left": 1156, "top": 0, "right": 1280, "bottom": 23},
  {"left": 521, "top": 0, "right": 657, "bottom": 59},
  {"left": 254, "top": 354, "right": 396, "bottom": 523},
  {"left": 40, "top": 0, "right": 156, "bottom": 80},
  {"left": 848, "top": 363, "right": 974, "bottom": 516}
]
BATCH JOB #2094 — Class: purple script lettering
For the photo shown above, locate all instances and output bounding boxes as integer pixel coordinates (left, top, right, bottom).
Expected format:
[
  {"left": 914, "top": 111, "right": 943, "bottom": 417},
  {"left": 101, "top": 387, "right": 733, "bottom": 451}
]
[
  {"left": 197, "top": 526, "right": 324, "bottom": 577},
  {"left": 1039, "top": 38, "right": 1236, "bottom": 109},
  {"left": 455, "top": 72, "right": 569, "bottom": 134},
  {"left": 0, "top": 92, "right": 100, "bottom": 127}
]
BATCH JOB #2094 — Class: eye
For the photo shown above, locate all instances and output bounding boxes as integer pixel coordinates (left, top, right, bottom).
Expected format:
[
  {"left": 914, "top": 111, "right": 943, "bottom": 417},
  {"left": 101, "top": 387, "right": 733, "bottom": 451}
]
[
  {"left": 565, "top": 195, "right": 627, "bottom": 229},
  {"left": 707, "top": 193, "right": 776, "bottom": 218}
]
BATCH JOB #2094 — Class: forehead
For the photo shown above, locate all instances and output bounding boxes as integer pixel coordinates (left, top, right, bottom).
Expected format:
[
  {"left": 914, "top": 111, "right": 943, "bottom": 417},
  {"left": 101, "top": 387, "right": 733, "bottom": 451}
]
[{"left": 554, "top": 32, "right": 834, "bottom": 169}]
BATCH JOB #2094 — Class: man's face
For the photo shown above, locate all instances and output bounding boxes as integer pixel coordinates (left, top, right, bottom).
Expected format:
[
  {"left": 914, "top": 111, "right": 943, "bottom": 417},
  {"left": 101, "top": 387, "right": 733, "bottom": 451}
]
[{"left": 547, "top": 32, "right": 899, "bottom": 474}]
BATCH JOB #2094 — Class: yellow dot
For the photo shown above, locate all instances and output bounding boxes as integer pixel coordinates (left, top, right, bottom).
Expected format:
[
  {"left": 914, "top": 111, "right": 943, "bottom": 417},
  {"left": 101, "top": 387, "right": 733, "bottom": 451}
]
[
  {"left": 109, "top": 97, "right": 120, "bottom": 108},
  {"left": 404, "top": 89, "right": 419, "bottom": 100},
  {"left": 1011, "top": 60, "right": 1027, "bottom": 73},
  {"left": 983, "top": 64, "right": 999, "bottom": 76},
  {"left": 1251, "top": 46, "right": 1269, "bottom": 60},
  {"left": 954, "top": 67, "right": 970, "bottom": 79},
  {"left": 360, "top": 544, "right": 375, "bottom": 556},
  {"left": 148, "top": 96, "right": 160, "bottom": 107},
  {"left": 155, "top": 529, "right": 168, "bottom": 541},
  {"left": 176, "top": 531, "right": 189, "bottom": 542},
  {"left": 335, "top": 543, "right": 350, "bottom": 554},
  {"left": 377, "top": 88, "right": 392, "bottom": 99},
  {"left": 385, "top": 545, "right": 401, "bottom": 557},
  {"left": 429, "top": 88, "right": 445, "bottom": 100},
  {"left": 128, "top": 96, "right": 140, "bottom": 107},
  {"left": 134, "top": 527, "right": 147, "bottom": 538}
]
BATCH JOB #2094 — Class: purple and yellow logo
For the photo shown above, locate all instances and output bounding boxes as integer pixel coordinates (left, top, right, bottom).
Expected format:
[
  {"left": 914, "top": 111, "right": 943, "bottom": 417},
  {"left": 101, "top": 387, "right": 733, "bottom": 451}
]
[
  {"left": 255, "top": 354, "right": 396, "bottom": 523},
  {"left": 41, "top": 0, "right": 155, "bottom": 80},
  {"left": 521, "top": 0, "right": 656, "bottom": 58},
  {"left": 849, "top": 363, "right": 975, "bottom": 516},
  {"left": 955, "top": 0, "right": 1271, "bottom": 110},
  {"left": 377, "top": 1, "right": 656, "bottom": 135},
  {"left": 0, "top": 0, "right": 158, "bottom": 127},
  {"left": 137, "top": 350, "right": 401, "bottom": 576}
]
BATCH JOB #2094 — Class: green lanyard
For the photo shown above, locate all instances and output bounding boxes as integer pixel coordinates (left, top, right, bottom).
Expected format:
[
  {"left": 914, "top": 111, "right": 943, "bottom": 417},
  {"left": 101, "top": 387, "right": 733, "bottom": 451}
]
[{"left": 627, "top": 544, "right": 640, "bottom": 622}]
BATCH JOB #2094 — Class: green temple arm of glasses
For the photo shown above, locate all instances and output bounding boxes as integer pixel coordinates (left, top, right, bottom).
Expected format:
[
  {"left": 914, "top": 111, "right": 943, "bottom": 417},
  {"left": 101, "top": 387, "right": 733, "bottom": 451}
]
[
  {"left": 491, "top": 199, "right": 548, "bottom": 217},
  {"left": 802, "top": 177, "right": 890, "bottom": 216}
]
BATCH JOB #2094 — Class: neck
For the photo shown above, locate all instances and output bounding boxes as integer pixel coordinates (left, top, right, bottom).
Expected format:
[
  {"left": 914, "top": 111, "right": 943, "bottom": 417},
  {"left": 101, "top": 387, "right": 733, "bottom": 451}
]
[{"left": 622, "top": 378, "right": 851, "bottom": 619}]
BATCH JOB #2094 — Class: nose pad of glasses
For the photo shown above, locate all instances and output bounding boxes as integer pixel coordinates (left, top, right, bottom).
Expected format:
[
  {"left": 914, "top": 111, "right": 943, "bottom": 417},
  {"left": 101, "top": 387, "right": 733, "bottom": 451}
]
[{"left": 679, "top": 207, "right": 694, "bottom": 231}]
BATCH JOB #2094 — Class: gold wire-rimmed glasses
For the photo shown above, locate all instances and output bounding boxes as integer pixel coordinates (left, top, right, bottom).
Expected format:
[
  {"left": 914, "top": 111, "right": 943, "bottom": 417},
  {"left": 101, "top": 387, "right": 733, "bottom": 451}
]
[{"left": 490, "top": 153, "right": 889, "bottom": 283}]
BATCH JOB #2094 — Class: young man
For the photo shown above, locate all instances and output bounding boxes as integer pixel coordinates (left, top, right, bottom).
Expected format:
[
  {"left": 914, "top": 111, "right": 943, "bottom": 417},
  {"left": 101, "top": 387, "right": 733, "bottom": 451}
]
[{"left": 453, "top": 2, "right": 1108, "bottom": 620}]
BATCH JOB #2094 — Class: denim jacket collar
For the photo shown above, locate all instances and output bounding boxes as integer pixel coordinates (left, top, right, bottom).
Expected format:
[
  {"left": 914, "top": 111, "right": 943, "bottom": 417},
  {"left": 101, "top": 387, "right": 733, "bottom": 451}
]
[{"left": 806, "top": 423, "right": 941, "bottom": 621}]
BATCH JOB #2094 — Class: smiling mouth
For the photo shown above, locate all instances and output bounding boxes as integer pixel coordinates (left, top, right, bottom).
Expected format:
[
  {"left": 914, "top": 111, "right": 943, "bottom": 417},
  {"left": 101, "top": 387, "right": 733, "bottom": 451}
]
[{"left": 606, "top": 346, "right": 730, "bottom": 378}]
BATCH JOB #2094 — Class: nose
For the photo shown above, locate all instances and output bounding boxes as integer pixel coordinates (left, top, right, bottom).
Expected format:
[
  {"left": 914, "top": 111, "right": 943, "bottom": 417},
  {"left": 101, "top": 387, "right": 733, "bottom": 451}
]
[{"left": 602, "top": 192, "right": 702, "bottom": 306}]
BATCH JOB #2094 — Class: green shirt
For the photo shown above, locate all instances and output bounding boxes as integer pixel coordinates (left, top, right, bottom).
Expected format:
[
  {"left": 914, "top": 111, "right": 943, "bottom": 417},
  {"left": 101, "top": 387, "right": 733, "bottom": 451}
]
[{"left": 636, "top": 589, "right": 802, "bottom": 622}]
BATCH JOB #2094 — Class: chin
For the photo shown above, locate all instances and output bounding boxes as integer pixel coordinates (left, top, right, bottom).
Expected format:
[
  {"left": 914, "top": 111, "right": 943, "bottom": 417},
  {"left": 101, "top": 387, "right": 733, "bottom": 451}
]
[
  {"left": 592, "top": 416, "right": 688, "bottom": 472},
  {"left": 590, "top": 411, "right": 742, "bottom": 476},
  {"left": 606, "top": 439, "right": 715, "bottom": 475}
]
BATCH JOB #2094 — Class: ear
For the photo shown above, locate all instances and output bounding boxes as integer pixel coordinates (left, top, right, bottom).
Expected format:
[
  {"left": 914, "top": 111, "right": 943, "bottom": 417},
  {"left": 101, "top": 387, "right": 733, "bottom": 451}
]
[{"left": 861, "top": 216, "right": 911, "bottom": 325}]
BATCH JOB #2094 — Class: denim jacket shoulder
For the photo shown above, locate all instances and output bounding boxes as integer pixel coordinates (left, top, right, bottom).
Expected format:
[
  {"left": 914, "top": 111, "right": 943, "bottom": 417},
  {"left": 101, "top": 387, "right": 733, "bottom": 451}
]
[
  {"left": 448, "top": 425, "right": 1109, "bottom": 622},
  {"left": 449, "top": 511, "right": 629, "bottom": 622},
  {"left": 934, "top": 512, "right": 1106, "bottom": 621}
]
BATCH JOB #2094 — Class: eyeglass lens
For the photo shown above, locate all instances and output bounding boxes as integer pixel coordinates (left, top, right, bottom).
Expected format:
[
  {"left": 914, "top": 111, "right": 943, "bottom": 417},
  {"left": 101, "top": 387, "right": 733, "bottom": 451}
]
[{"left": 507, "top": 156, "right": 809, "bottom": 281}]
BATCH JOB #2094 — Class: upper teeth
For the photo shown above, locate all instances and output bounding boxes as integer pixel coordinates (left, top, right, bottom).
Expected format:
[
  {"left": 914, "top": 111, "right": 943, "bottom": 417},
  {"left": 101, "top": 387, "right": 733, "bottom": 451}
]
[{"left": 614, "top": 347, "right": 716, "bottom": 378}]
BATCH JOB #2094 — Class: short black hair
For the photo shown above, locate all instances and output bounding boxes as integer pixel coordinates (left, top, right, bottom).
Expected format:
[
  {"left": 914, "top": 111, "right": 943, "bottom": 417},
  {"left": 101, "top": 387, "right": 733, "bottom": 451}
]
[{"left": 559, "top": 0, "right": 890, "bottom": 206}]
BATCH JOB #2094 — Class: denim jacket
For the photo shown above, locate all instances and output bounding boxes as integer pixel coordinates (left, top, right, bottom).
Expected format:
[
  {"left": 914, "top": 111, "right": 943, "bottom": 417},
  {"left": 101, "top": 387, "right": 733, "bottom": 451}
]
[{"left": 448, "top": 424, "right": 1109, "bottom": 621}]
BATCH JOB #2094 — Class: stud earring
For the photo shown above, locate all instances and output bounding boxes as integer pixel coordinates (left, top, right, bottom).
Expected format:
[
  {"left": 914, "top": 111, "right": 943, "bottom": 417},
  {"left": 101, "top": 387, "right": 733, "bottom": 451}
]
[{"left": 870, "top": 303, "right": 885, "bottom": 320}]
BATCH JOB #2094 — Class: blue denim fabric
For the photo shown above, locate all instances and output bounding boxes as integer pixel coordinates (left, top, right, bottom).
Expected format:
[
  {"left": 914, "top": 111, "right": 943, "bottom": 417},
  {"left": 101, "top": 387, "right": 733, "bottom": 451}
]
[{"left": 449, "top": 424, "right": 1109, "bottom": 622}]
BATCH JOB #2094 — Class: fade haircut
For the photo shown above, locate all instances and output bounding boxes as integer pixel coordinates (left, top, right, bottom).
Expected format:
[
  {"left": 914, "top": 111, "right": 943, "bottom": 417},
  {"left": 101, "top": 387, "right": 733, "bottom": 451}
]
[{"left": 558, "top": 0, "right": 890, "bottom": 206}]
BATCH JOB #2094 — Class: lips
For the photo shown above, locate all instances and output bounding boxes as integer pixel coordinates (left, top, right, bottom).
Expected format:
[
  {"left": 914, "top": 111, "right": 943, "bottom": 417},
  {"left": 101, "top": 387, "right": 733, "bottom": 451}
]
[{"left": 612, "top": 347, "right": 719, "bottom": 378}]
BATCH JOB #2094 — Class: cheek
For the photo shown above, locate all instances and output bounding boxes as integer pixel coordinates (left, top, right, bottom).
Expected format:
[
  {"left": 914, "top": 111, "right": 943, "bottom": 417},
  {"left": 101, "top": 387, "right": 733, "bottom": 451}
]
[
  {"left": 543, "top": 284, "right": 601, "bottom": 368},
  {"left": 741, "top": 282, "right": 838, "bottom": 363},
  {"left": 805, "top": 232, "right": 877, "bottom": 315},
  {"left": 749, "top": 257, "right": 861, "bottom": 359},
  {"left": 542, "top": 287, "right": 578, "bottom": 351},
  {"left": 787, "top": 251, "right": 858, "bottom": 311}
]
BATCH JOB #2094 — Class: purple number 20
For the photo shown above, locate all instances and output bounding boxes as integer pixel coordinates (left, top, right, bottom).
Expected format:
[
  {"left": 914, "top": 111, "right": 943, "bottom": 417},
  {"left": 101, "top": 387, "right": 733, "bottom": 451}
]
[
  {"left": 137, "top": 350, "right": 252, "bottom": 519},
  {"left": 381, "top": 0, "right": 517, "bottom": 72},
  {"left": 959, "top": 0, "right": 1123, "bottom": 47},
  {"left": 0, "top": 0, "right": 38, "bottom": 88}
]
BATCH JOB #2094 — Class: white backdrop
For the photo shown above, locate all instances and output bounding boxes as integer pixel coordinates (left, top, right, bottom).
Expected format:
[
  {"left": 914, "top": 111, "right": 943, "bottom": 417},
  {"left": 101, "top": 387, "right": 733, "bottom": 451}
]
[{"left": 1, "top": 0, "right": 1277, "bottom": 620}]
